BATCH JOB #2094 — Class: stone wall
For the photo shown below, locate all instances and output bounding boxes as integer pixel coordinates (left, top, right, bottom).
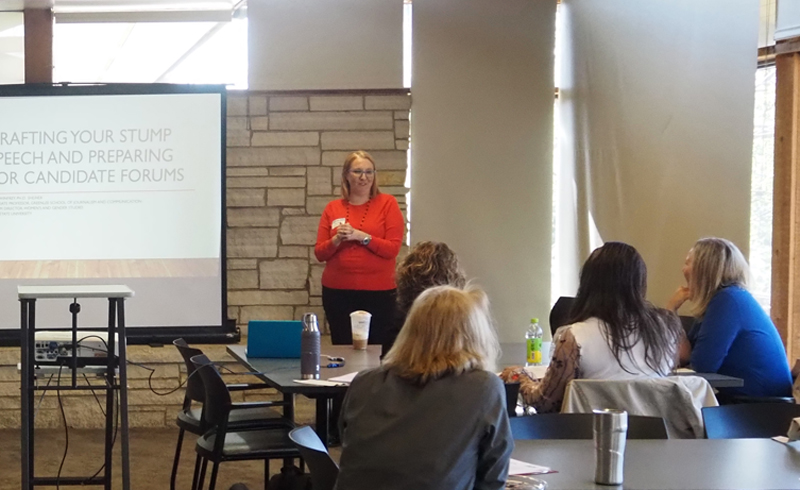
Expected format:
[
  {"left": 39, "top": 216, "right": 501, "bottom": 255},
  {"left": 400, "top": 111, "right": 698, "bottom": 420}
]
[
  {"left": 0, "top": 89, "right": 411, "bottom": 429},
  {"left": 225, "top": 89, "right": 411, "bottom": 333}
]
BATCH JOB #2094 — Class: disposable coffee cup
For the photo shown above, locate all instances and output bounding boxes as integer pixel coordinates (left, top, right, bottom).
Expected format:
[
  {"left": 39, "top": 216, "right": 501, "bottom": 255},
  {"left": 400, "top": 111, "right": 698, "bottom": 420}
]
[
  {"left": 349, "top": 310, "right": 372, "bottom": 350},
  {"left": 593, "top": 408, "right": 627, "bottom": 486}
]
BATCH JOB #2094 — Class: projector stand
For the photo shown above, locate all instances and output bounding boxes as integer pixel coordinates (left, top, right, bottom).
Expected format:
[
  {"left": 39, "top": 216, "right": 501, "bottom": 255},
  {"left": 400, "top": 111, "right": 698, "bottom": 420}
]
[{"left": 18, "top": 285, "right": 134, "bottom": 490}]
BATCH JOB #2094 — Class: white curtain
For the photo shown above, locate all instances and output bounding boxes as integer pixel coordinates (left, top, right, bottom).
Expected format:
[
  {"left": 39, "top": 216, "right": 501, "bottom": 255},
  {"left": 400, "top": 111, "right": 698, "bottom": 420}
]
[{"left": 555, "top": 0, "right": 760, "bottom": 305}]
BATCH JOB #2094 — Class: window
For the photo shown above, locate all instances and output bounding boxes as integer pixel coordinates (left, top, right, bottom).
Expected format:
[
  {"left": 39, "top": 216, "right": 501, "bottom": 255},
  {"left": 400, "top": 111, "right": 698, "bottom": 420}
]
[
  {"left": 53, "top": 13, "right": 246, "bottom": 87},
  {"left": 749, "top": 64, "right": 776, "bottom": 312},
  {"left": 0, "top": 12, "right": 24, "bottom": 84}
]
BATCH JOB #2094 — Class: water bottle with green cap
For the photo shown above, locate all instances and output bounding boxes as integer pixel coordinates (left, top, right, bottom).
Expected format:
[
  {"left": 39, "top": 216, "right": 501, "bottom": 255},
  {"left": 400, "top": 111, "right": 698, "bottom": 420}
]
[{"left": 525, "top": 318, "right": 543, "bottom": 366}]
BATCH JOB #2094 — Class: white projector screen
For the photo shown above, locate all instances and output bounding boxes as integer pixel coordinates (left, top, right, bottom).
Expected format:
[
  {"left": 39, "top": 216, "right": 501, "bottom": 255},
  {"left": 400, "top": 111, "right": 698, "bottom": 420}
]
[{"left": 0, "top": 85, "right": 225, "bottom": 335}]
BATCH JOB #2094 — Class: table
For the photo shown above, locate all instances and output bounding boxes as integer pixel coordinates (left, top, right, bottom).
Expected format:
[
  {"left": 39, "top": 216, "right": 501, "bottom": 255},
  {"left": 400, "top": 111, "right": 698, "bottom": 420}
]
[
  {"left": 226, "top": 344, "right": 381, "bottom": 445},
  {"left": 19, "top": 285, "right": 134, "bottom": 490},
  {"left": 499, "top": 343, "right": 744, "bottom": 389},
  {"left": 511, "top": 438, "right": 800, "bottom": 489}
]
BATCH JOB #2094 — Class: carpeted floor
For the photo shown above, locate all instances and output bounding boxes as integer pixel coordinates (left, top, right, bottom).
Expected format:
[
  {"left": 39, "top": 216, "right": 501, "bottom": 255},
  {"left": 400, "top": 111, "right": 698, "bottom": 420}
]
[{"left": 0, "top": 409, "right": 342, "bottom": 490}]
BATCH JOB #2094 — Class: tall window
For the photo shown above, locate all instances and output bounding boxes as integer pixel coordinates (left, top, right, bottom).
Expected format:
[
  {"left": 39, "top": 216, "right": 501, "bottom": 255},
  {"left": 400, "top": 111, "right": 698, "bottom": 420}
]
[
  {"left": 53, "top": 16, "right": 247, "bottom": 88},
  {"left": 0, "top": 12, "right": 24, "bottom": 84},
  {"left": 749, "top": 64, "right": 776, "bottom": 312}
]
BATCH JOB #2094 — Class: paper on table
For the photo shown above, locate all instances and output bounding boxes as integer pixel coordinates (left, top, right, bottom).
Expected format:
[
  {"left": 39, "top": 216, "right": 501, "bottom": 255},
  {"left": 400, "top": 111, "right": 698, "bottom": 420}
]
[
  {"left": 674, "top": 368, "right": 695, "bottom": 373},
  {"left": 328, "top": 371, "right": 358, "bottom": 384},
  {"left": 508, "top": 458, "right": 552, "bottom": 475},
  {"left": 293, "top": 379, "right": 345, "bottom": 387}
]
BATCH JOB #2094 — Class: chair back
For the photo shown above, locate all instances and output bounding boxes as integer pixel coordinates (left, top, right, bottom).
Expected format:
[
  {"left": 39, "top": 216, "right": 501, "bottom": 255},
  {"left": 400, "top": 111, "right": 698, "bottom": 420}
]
[
  {"left": 563, "top": 376, "right": 718, "bottom": 439},
  {"left": 702, "top": 402, "right": 800, "bottom": 439},
  {"left": 190, "top": 354, "right": 233, "bottom": 431},
  {"left": 504, "top": 382, "right": 521, "bottom": 417},
  {"left": 549, "top": 296, "right": 575, "bottom": 337},
  {"left": 509, "top": 413, "right": 667, "bottom": 440},
  {"left": 288, "top": 426, "right": 339, "bottom": 490},
  {"left": 173, "top": 338, "right": 206, "bottom": 404}
]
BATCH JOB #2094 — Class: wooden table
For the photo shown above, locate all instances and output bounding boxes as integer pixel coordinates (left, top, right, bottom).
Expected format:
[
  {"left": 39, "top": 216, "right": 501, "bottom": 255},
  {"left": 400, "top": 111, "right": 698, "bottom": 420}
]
[
  {"left": 226, "top": 344, "right": 381, "bottom": 445},
  {"left": 499, "top": 343, "right": 744, "bottom": 389},
  {"left": 511, "top": 438, "right": 800, "bottom": 489}
]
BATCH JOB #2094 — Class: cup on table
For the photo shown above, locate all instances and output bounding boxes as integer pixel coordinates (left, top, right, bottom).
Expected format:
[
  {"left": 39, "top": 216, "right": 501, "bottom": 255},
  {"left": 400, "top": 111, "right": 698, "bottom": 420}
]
[
  {"left": 349, "top": 310, "right": 372, "bottom": 350},
  {"left": 593, "top": 408, "right": 628, "bottom": 486}
]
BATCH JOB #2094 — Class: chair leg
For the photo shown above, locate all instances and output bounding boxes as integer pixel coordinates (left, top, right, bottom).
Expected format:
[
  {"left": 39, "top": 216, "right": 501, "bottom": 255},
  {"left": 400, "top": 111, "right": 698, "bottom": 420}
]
[
  {"left": 190, "top": 454, "right": 203, "bottom": 490},
  {"left": 170, "top": 428, "right": 186, "bottom": 490},
  {"left": 207, "top": 462, "right": 220, "bottom": 490},
  {"left": 195, "top": 457, "right": 209, "bottom": 490},
  {"left": 264, "top": 460, "right": 270, "bottom": 490}
]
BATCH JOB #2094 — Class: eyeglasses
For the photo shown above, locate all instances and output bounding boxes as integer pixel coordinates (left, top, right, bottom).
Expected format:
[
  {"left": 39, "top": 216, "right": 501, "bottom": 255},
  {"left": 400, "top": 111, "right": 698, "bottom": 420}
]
[{"left": 350, "top": 169, "right": 375, "bottom": 178}]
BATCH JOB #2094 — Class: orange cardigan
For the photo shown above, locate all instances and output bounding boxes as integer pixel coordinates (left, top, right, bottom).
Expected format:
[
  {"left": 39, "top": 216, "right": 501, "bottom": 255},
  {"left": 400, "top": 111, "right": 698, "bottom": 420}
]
[{"left": 314, "top": 194, "right": 404, "bottom": 291}]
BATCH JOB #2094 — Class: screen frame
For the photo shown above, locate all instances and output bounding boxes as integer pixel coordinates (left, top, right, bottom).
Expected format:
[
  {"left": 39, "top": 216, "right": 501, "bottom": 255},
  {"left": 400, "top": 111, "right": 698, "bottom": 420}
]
[{"left": 0, "top": 82, "right": 235, "bottom": 346}]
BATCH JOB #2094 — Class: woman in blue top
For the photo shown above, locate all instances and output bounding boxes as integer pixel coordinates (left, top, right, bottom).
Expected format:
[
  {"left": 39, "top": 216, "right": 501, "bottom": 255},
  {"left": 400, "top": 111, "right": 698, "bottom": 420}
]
[{"left": 668, "top": 237, "right": 792, "bottom": 398}]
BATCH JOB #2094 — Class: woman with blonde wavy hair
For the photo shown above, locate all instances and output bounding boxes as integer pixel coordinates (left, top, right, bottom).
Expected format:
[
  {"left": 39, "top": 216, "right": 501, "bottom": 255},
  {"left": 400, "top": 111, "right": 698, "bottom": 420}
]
[
  {"left": 381, "top": 241, "right": 466, "bottom": 357},
  {"left": 335, "top": 285, "right": 512, "bottom": 490},
  {"left": 668, "top": 237, "right": 792, "bottom": 399}
]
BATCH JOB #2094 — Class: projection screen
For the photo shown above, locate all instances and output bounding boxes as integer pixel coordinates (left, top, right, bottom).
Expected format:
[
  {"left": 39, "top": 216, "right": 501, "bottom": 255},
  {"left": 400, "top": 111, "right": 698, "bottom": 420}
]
[{"left": 0, "top": 84, "right": 229, "bottom": 344}]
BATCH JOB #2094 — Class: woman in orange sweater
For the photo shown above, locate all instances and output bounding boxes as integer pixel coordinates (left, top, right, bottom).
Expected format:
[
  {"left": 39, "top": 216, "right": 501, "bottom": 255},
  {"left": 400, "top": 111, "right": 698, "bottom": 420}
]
[{"left": 315, "top": 151, "right": 405, "bottom": 345}]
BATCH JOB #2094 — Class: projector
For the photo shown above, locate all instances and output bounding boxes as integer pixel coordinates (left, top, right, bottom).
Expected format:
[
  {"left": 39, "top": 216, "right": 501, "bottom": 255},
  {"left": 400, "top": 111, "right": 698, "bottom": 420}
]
[{"left": 34, "top": 331, "right": 119, "bottom": 366}]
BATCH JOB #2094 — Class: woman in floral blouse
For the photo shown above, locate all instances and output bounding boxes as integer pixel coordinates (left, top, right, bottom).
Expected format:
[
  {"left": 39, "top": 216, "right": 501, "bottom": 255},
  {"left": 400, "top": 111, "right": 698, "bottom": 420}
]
[{"left": 501, "top": 242, "right": 683, "bottom": 413}]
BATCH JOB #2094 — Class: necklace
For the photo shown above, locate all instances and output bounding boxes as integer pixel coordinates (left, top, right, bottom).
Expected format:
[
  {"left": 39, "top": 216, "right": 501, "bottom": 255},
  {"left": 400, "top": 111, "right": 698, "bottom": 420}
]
[{"left": 345, "top": 198, "right": 371, "bottom": 229}]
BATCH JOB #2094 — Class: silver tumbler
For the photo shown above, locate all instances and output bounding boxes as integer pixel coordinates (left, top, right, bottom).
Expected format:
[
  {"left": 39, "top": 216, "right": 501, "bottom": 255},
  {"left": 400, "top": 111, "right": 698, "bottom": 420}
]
[
  {"left": 300, "top": 313, "right": 321, "bottom": 380},
  {"left": 593, "top": 409, "right": 628, "bottom": 485}
]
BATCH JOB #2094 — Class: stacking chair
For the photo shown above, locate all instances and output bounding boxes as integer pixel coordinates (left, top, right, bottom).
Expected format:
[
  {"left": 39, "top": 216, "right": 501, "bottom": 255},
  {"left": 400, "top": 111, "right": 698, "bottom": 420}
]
[
  {"left": 509, "top": 413, "right": 668, "bottom": 440},
  {"left": 504, "top": 382, "right": 521, "bottom": 417},
  {"left": 171, "top": 339, "right": 292, "bottom": 490},
  {"left": 548, "top": 296, "right": 575, "bottom": 337},
  {"left": 288, "top": 426, "right": 339, "bottom": 490},
  {"left": 563, "top": 376, "right": 718, "bottom": 438},
  {"left": 190, "top": 354, "right": 302, "bottom": 490},
  {"left": 702, "top": 402, "right": 800, "bottom": 439}
]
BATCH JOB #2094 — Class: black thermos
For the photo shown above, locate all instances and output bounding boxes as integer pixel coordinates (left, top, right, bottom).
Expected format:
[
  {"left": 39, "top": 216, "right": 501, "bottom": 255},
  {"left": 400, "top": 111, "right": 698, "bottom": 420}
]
[{"left": 301, "top": 312, "right": 321, "bottom": 379}]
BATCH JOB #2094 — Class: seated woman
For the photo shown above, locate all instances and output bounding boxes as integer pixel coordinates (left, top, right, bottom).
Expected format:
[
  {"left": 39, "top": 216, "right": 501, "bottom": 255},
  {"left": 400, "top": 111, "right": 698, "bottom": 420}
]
[
  {"left": 501, "top": 242, "right": 682, "bottom": 413},
  {"left": 336, "top": 286, "right": 513, "bottom": 490},
  {"left": 667, "top": 237, "right": 793, "bottom": 399},
  {"left": 380, "top": 241, "right": 466, "bottom": 358}
]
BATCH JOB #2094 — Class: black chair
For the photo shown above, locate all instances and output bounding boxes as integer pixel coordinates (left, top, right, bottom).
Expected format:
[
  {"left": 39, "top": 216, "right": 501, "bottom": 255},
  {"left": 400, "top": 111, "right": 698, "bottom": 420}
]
[
  {"left": 504, "top": 382, "right": 521, "bottom": 417},
  {"left": 171, "top": 339, "right": 292, "bottom": 490},
  {"left": 190, "top": 354, "right": 301, "bottom": 490},
  {"left": 678, "top": 315, "right": 695, "bottom": 336},
  {"left": 288, "top": 426, "right": 339, "bottom": 490},
  {"left": 702, "top": 402, "right": 800, "bottom": 439},
  {"left": 509, "top": 413, "right": 669, "bottom": 440},
  {"left": 549, "top": 296, "right": 575, "bottom": 337}
]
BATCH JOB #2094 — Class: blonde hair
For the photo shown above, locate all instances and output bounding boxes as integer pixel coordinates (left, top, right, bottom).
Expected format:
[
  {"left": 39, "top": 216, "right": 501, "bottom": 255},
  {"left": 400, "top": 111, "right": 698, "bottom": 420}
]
[
  {"left": 341, "top": 151, "right": 381, "bottom": 199},
  {"left": 688, "top": 237, "right": 749, "bottom": 317},
  {"left": 383, "top": 285, "right": 500, "bottom": 384}
]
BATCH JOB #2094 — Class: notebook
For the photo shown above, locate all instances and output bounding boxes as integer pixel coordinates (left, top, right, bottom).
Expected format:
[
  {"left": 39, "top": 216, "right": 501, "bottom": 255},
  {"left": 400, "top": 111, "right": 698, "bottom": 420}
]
[{"left": 246, "top": 320, "right": 303, "bottom": 358}]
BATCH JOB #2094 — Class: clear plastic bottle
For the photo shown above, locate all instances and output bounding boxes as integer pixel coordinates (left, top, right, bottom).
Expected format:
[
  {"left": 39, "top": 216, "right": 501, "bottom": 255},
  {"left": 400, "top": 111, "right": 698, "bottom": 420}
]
[{"left": 525, "top": 318, "right": 543, "bottom": 366}]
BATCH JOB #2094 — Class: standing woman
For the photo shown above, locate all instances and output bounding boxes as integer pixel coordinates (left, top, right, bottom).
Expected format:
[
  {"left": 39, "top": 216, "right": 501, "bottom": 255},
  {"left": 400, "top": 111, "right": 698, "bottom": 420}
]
[
  {"left": 667, "top": 237, "right": 793, "bottom": 399},
  {"left": 315, "top": 151, "right": 404, "bottom": 345}
]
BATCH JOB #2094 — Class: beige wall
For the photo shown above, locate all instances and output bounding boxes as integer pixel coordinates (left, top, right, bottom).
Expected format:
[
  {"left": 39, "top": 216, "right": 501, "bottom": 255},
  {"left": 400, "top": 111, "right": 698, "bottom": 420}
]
[
  {"left": 410, "top": 0, "right": 557, "bottom": 341},
  {"left": 248, "top": 0, "right": 404, "bottom": 90},
  {"left": 557, "top": 0, "right": 759, "bottom": 308}
]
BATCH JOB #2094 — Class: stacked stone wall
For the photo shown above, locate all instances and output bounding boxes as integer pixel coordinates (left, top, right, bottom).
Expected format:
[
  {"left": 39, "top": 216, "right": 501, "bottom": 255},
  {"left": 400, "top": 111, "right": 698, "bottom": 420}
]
[{"left": 0, "top": 89, "right": 411, "bottom": 429}]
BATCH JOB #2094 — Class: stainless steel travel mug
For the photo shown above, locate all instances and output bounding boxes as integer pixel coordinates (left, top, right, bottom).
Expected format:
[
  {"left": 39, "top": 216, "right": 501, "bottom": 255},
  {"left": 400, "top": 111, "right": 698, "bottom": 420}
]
[
  {"left": 300, "top": 313, "right": 321, "bottom": 380},
  {"left": 593, "top": 409, "right": 628, "bottom": 485}
]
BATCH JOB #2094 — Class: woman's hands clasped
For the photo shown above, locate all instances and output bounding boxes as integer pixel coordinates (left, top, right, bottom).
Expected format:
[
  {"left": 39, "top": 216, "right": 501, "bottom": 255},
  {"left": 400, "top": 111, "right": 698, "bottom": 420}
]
[{"left": 334, "top": 222, "right": 370, "bottom": 246}]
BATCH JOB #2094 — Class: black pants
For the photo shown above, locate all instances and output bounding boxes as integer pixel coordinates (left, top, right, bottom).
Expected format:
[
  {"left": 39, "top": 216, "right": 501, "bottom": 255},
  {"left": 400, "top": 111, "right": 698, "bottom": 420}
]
[{"left": 322, "top": 286, "right": 396, "bottom": 345}]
